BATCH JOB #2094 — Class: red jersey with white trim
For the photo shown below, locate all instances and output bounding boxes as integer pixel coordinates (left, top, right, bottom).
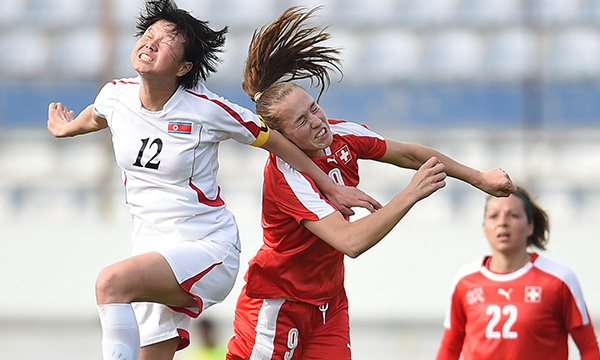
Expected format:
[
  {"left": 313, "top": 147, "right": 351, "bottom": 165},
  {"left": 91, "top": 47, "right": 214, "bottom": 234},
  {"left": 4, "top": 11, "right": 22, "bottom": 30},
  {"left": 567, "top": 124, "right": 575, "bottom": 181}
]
[
  {"left": 93, "top": 77, "right": 267, "bottom": 251},
  {"left": 245, "top": 120, "right": 387, "bottom": 305},
  {"left": 437, "top": 253, "right": 598, "bottom": 360}
]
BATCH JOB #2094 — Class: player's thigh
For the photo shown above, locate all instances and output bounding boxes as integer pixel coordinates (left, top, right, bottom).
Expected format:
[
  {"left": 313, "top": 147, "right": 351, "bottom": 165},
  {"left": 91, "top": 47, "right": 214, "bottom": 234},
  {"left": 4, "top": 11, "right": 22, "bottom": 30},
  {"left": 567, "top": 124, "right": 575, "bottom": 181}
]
[
  {"left": 96, "top": 251, "right": 191, "bottom": 305},
  {"left": 228, "top": 295, "right": 313, "bottom": 360}
]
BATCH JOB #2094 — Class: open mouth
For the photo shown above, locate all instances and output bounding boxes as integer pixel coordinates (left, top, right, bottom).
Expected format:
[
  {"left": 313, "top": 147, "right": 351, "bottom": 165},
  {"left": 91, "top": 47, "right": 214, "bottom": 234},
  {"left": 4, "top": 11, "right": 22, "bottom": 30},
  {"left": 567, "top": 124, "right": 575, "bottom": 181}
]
[
  {"left": 315, "top": 127, "right": 327, "bottom": 139},
  {"left": 497, "top": 232, "right": 510, "bottom": 240},
  {"left": 140, "top": 53, "right": 152, "bottom": 62}
]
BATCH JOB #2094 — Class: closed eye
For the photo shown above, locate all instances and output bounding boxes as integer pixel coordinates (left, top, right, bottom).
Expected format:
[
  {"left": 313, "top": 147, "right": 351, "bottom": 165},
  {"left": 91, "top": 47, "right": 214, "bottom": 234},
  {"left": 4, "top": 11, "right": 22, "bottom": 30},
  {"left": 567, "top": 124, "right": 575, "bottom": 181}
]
[{"left": 296, "top": 117, "right": 307, "bottom": 128}]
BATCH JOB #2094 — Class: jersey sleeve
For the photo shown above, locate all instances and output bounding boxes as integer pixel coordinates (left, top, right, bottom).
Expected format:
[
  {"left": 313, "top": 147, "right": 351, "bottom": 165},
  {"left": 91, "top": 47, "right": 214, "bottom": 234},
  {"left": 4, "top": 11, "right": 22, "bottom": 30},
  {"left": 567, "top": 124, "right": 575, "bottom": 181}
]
[
  {"left": 436, "top": 283, "right": 466, "bottom": 360},
  {"left": 92, "top": 81, "right": 118, "bottom": 121},
  {"left": 328, "top": 120, "right": 387, "bottom": 160},
  {"left": 249, "top": 115, "right": 270, "bottom": 147},
  {"left": 559, "top": 270, "right": 594, "bottom": 330},
  {"left": 535, "top": 256, "right": 594, "bottom": 330},
  {"left": 266, "top": 155, "right": 336, "bottom": 224},
  {"left": 436, "top": 261, "right": 482, "bottom": 360},
  {"left": 188, "top": 87, "right": 266, "bottom": 146},
  {"left": 570, "top": 324, "right": 600, "bottom": 360},
  {"left": 436, "top": 328, "right": 463, "bottom": 360}
]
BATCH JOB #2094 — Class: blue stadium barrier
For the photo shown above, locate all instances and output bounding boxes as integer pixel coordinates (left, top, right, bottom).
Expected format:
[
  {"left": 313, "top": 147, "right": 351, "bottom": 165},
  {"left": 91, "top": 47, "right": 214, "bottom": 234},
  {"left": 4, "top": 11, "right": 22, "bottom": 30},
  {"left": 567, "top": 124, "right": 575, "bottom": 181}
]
[{"left": 1, "top": 81, "right": 599, "bottom": 129}]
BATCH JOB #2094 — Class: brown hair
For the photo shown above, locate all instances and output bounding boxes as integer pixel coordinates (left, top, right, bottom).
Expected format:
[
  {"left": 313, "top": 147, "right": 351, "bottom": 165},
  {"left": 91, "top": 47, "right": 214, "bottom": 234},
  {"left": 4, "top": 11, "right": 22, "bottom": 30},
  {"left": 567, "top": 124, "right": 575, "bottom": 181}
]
[
  {"left": 242, "top": 6, "right": 341, "bottom": 129},
  {"left": 486, "top": 186, "right": 550, "bottom": 250}
]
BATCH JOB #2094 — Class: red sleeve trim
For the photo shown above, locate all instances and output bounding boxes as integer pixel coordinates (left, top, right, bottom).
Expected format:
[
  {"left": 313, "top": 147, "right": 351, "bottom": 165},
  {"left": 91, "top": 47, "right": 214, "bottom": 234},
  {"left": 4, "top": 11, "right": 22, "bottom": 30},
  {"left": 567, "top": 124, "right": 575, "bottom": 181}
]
[{"left": 185, "top": 90, "right": 261, "bottom": 138}]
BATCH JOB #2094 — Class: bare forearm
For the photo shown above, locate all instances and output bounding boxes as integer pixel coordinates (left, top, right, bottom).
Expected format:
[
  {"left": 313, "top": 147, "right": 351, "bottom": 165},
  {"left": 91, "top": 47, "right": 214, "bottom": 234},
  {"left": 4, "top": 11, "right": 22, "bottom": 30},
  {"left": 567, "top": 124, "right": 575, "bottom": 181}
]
[
  {"left": 261, "top": 129, "right": 335, "bottom": 192},
  {"left": 65, "top": 105, "right": 108, "bottom": 136},
  {"left": 342, "top": 189, "right": 420, "bottom": 257},
  {"left": 48, "top": 104, "right": 108, "bottom": 138},
  {"left": 306, "top": 157, "right": 446, "bottom": 258},
  {"left": 384, "top": 140, "right": 514, "bottom": 196},
  {"left": 404, "top": 143, "right": 482, "bottom": 186}
]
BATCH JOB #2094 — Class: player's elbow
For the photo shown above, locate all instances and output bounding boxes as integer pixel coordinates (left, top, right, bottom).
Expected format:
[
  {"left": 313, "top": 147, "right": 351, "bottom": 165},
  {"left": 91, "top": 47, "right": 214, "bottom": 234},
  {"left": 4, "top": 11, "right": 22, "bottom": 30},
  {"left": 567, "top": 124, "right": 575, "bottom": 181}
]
[
  {"left": 345, "top": 250, "right": 362, "bottom": 259},
  {"left": 341, "top": 238, "right": 369, "bottom": 258}
]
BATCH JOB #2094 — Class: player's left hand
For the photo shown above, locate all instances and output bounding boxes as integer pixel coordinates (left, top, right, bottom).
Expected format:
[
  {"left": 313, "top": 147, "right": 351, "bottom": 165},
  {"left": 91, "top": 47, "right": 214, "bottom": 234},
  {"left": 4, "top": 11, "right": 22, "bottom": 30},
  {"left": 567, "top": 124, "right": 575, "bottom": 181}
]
[
  {"left": 328, "top": 185, "right": 382, "bottom": 216},
  {"left": 47, "top": 102, "right": 76, "bottom": 137},
  {"left": 479, "top": 168, "right": 517, "bottom": 197}
]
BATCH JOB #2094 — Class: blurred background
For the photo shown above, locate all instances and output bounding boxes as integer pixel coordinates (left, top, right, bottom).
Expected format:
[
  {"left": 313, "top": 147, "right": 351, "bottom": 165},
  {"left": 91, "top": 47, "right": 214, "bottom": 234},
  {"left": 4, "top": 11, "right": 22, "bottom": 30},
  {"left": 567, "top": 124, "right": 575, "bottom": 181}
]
[{"left": 1, "top": 0, "right": 599, "bottom": 359}]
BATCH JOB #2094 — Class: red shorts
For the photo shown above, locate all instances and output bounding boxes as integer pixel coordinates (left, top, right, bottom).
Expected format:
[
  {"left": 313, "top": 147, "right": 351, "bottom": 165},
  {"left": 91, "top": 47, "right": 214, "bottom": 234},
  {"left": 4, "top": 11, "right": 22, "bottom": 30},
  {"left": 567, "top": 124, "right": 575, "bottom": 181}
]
[{"left": 226, "top": 286, "right": 351, "bottom": 360}]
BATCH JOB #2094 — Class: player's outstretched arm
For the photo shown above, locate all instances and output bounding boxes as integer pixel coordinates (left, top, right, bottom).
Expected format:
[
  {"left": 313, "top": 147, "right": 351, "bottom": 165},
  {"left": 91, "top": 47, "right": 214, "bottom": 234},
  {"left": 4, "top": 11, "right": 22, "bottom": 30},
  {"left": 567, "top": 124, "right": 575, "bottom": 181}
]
[
  {"left": 379, "top": 139, "right": 516, "bottom": 197},
  {"left": 260, "top": 129, "right": 382, "bottom": 216},
  {"left": 48, "top": 103, "right": 108, "bottom": 138},
  {"left": 303, "top": 157, "right": 446, "bottom": 258}
]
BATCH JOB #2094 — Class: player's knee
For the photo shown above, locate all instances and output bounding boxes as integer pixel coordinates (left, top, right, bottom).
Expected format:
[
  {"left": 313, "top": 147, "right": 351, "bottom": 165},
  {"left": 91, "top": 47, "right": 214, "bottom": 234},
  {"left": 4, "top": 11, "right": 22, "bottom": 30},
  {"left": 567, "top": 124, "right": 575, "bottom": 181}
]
[{"left": 95, "top": 266, "right": 129, "bottom": 304}]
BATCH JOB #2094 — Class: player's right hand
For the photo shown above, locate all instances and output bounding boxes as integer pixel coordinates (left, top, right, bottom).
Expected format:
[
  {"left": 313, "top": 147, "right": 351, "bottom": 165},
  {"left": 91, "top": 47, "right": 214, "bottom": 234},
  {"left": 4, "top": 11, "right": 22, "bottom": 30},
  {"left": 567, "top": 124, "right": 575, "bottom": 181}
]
[
  {"left": 406, "top": 156, "right": 447, "bottom": 201},
  {"left": 479, "top": 168, "right": 517, "bottom": 197}
]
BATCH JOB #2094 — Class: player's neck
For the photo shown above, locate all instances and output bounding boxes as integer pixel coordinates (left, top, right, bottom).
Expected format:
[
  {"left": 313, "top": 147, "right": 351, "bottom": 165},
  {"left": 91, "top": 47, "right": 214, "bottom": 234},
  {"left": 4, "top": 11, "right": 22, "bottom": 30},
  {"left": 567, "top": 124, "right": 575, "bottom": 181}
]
[
  {"left": 488, "top": 251, "right": 531, "bottom": 274},
  {"left": 139, "top": 79, "right": 179, "bottom": 111}
]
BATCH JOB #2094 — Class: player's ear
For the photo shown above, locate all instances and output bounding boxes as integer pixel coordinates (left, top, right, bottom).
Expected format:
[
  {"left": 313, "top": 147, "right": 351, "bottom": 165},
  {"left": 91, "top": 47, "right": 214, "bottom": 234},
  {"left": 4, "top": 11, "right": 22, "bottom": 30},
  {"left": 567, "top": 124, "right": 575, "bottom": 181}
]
[
  {"left": 527, "top": 220, "right": 534, "bottom": 237},
  {"left": 177, "top": 61, "right": 193, "bottom": 78}
]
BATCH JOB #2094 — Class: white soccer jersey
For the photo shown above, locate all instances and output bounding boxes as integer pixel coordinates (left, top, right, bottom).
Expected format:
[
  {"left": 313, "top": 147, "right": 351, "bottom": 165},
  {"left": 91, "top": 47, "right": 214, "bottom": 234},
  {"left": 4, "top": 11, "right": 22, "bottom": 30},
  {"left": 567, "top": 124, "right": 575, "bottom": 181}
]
[{"left": 93, "top": 77, "right": 265, "bottom": 251}]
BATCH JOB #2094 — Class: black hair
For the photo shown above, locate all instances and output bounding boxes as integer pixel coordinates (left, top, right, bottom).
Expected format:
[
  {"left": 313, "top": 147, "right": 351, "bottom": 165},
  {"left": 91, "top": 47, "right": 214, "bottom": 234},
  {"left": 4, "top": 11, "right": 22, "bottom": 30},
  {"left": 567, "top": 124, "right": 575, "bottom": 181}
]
[{"left": 135, "top": 0, "right": 228, "bottom": 89}]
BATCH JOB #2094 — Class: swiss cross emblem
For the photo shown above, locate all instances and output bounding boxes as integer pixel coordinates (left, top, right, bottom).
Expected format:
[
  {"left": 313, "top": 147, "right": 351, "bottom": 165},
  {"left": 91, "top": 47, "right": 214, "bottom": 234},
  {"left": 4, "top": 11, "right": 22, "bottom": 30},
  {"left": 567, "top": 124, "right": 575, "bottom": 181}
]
[
  {"left": 524, "top": 286, "right": 542, "bottom": 303},
  {"left": 465, "top": 287, "right": 485, "bottom": 305},
  {"left": 335, "top": 145, "right": 352, "bottom": 164}
]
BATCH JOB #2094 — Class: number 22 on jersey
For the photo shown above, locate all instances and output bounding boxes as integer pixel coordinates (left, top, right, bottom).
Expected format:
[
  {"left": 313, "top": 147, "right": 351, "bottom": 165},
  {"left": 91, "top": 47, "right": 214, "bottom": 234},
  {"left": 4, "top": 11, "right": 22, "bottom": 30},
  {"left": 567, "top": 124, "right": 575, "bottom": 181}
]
[{"left": 486, "top": 304, "right": 518, "bottom": 339}]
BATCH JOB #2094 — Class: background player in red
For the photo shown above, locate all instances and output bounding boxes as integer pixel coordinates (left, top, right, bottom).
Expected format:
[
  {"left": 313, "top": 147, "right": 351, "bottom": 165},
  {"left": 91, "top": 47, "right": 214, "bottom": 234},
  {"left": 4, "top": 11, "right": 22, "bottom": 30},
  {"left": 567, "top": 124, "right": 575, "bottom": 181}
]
[
  {"left": 226, "top": 7, "right": 516, "bottom": 360},
  {"left": 45, "top": 1, "right": 380, "bottom": 360},
  {"left": 436, "top": 186, "right": 599, "bottom": 359}
]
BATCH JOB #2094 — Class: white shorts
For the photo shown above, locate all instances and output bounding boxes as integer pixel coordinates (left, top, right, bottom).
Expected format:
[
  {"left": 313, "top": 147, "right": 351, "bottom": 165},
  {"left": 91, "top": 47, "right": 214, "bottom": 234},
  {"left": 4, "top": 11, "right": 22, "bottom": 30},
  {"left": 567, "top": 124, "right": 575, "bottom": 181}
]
[{"left": 133, "top": 239, "right": 240, "bottom": 350}]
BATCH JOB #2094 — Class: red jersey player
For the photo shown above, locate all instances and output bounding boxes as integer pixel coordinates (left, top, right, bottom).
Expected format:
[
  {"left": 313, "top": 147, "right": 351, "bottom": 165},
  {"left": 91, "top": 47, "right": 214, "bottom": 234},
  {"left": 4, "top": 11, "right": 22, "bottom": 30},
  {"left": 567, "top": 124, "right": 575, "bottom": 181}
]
[
  {"left": 436, "top": 187, "right": 600, "bottom": 360},
  {"left": 226, "top": 7, "right": 516, "bottom": 360}
]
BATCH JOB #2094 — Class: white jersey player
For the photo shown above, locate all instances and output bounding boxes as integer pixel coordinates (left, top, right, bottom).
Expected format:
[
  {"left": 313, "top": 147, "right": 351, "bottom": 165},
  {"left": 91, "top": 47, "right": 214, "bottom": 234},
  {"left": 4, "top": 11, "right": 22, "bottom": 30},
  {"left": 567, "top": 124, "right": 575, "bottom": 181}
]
[{"left": 94, "top": 77, "right": 261, "bottom": 252}]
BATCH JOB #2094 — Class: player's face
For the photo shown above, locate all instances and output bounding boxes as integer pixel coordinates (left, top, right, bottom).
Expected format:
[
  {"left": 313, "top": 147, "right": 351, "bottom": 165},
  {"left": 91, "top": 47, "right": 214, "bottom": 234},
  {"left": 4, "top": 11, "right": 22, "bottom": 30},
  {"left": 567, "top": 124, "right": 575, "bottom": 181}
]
[
  {"left": 275, "top": 87, "right": 333, "bottom": 157},
  {"left": 483, "top": 195, "right": 534, "bottom": 256},
  {"left": 131, "top": 20, "right": 192, "bottom": 81}
]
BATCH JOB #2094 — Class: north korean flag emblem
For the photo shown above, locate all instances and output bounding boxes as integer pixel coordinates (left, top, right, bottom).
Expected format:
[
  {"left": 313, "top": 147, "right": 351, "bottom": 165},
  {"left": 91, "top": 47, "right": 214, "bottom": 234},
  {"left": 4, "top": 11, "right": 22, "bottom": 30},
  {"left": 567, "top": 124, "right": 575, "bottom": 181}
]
[{"left": 168, "top": 121, "right": 192, "bottom": 134}]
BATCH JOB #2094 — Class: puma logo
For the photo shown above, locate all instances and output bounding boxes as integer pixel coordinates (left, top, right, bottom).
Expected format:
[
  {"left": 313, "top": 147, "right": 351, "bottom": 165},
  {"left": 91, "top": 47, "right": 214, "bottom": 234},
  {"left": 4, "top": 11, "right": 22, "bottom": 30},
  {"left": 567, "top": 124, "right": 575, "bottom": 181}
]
[{"left": 498, "top": 288, "right": 513, "bottom": 301}]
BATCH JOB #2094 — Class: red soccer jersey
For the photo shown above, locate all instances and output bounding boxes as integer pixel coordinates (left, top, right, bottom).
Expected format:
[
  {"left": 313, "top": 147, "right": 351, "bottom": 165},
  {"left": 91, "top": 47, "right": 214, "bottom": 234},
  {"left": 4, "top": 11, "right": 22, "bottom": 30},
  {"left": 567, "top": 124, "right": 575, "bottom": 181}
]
[
  {"left": 244, "top": 120, "right": 387, "bottom": 305},
  {"left": 437, "top": 253, "right": 599, "bottom": 360}
]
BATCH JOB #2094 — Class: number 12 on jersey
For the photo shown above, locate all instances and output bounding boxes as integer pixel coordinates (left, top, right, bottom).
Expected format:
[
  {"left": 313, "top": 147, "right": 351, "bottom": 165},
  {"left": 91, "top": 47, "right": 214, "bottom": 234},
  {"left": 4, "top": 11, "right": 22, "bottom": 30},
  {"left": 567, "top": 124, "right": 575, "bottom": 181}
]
[{"left": 133, "top": 138, "right": 163, "bottom": 169}]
